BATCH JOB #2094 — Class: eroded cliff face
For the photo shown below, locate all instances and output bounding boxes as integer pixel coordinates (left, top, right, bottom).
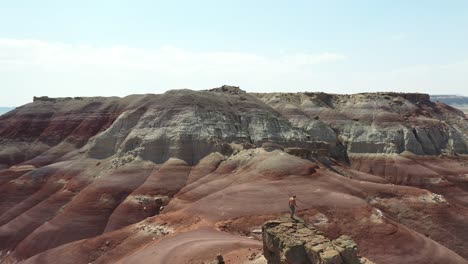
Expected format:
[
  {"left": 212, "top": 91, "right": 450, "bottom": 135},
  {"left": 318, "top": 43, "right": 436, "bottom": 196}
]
[
  {"left": 0, "top": 87, "right": 468, "bottom": 264},
  {"left": 86, "top": 89, "right": 311, "bottom": 166},
  {"left": 254, "top": 92, "right": 468, "bottom": 156},
  {"left": 2, "top": 87, "right": 465, "bottom": 170}
]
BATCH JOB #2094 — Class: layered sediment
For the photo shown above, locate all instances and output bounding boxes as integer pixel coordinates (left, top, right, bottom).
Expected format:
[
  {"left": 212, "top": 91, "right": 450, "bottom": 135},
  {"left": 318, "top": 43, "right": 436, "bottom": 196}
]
[{"left": 0, "top": 86, "right": 467, "bottom": 264}]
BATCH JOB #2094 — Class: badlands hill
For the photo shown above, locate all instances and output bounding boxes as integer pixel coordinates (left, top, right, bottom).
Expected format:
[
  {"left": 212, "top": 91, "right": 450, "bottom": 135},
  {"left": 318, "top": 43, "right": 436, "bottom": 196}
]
[{"left": 0, "top": 86, "right": 467, "bottom": 264}]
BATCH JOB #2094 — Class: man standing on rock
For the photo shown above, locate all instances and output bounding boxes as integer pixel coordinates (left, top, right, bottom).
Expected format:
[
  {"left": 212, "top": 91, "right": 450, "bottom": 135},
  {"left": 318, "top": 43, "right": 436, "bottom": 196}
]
[{"left": 289, "top": 195, "right": 297, "bottom": 219}]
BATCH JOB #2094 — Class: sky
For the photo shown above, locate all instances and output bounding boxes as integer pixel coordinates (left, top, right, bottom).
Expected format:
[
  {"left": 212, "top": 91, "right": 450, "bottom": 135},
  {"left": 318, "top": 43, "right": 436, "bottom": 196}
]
[{"left": 0, "top": 0, "right": 467, "bottom": 106}]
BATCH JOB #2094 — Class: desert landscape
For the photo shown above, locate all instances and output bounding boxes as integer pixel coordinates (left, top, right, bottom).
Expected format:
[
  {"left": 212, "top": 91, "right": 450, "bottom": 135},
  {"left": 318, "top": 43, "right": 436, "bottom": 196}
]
[{"left": 0, "top": 86, "right": 467, "bottom": 263}]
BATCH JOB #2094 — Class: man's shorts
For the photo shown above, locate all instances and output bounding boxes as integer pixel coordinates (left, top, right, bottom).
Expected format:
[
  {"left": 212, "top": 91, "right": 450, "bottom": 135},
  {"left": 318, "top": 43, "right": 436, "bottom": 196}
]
[{"left": 289, "top": 205, "right": 295, "bottom": 214}]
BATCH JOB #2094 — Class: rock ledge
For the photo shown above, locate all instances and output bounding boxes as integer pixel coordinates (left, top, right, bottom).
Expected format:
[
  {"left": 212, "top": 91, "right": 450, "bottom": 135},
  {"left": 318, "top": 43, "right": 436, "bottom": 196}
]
[{"left": 262, "top": 218, "right": 373, "bottom": 264}]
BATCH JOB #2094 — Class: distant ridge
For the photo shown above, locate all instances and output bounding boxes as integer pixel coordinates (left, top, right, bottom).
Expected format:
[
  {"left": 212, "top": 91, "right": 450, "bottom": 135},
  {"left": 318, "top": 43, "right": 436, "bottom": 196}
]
[
  {"left": 431, "top": 95, "right": 468, "bottom": 105},
  {"left": 431, "top": 95, "right": 468, "bottom": 113},
  {"left": 0, "top": 107, "right": 14, "bottom": 115}
]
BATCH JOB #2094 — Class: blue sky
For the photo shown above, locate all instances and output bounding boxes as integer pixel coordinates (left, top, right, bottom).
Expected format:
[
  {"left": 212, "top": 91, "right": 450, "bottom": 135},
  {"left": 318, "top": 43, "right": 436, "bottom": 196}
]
[{"left": 1, "top": 0, "right": 467, "bottom": 106}]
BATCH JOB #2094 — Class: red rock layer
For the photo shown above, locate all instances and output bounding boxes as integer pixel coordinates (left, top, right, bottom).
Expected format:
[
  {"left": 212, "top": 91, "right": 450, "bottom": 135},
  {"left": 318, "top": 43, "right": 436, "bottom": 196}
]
[{"left": 0, "top": 89, "right": 467, "bottom": 263}]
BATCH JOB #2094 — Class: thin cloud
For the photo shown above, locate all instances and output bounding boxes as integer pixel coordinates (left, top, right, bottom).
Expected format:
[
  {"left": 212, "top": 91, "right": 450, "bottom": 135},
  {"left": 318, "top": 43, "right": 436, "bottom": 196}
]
[
  {"left": 1, "top": 38, "right": 467, "bottom": 106},
  {"left": 0, "top": 39, "right": 346, "bottom": 72}
]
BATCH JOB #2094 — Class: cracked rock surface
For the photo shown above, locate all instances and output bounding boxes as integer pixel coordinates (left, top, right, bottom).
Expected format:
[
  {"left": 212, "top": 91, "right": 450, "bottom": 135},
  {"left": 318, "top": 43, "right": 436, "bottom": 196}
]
[{"left": 262, "top": 217, "right": 371, "bottom": 264}]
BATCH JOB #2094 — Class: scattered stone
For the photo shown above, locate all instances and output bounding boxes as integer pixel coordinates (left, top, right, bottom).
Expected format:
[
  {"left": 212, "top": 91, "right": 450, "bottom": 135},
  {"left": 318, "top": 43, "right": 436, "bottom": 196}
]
[
  {"left": 430, "top": 193, "right": 445, "bottom": 203},
  {"left": 416, "top": 193, "right": 447, "bottom": 204},
  {"left": 359, "top": 257, "right": 375, "bottom": 264},
  {"left": 249, "top": 252, "right": 258, "bottom": 260},
  {"left": 251, "top": 228, "right": 262, "bottom": 234}
]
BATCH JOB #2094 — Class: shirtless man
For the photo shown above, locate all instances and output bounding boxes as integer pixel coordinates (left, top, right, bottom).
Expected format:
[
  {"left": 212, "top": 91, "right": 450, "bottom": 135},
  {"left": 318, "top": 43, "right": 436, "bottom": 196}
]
[{"left": 289, "top": 195, "right": 297, "bottom": 219}]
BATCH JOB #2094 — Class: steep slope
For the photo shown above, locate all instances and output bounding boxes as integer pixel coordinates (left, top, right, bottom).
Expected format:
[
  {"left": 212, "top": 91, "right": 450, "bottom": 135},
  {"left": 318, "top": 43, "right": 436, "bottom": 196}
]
[{"left": 0, "top": 87, "right": 467, "bottom": 264}]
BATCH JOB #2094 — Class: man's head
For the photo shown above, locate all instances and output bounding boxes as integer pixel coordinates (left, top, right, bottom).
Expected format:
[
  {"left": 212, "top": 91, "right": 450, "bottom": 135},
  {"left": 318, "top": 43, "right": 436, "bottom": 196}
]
[{"left": 292, "top": 195, "right": 296, "bottom": 198}]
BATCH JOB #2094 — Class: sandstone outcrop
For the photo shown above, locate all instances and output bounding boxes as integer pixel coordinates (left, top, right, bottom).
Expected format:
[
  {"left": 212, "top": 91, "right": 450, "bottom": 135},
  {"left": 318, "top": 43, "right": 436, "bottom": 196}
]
[{"left": 262, "top": 218, "right": 368, "bottom": 264}]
